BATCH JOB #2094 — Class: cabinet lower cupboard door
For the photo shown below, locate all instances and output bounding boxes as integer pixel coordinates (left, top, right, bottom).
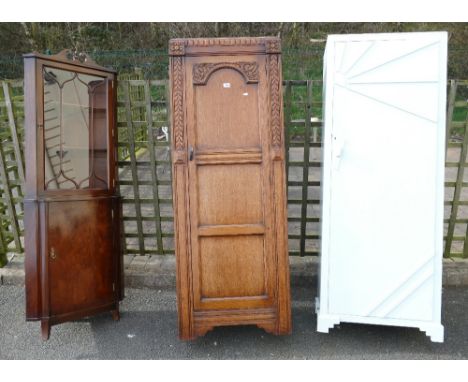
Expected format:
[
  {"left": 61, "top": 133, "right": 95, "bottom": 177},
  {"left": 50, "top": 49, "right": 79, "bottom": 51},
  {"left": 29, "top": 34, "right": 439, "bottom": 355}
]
[
  {"left": 317, "top": 32, "right": 447, "bottom": 342},
  {"left": 169, "top": 37, "right": 291, "bottom": 340},
  {"left": 23, "top": 50, "right": 123, "bottom": 340}
]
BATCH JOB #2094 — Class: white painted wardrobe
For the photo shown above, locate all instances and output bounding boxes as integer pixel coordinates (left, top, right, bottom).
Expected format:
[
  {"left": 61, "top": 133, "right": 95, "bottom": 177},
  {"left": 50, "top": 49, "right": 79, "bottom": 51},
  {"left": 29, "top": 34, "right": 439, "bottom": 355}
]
[{"left": 316, "top": 32, "right": 448, "bottom": 342}]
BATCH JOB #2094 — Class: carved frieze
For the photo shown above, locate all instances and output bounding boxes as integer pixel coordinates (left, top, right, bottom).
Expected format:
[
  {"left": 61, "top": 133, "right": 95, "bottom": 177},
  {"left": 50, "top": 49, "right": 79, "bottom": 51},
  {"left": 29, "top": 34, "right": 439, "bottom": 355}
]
[{"left": 169, "top": 37, "right": 281, "bottom": 54}]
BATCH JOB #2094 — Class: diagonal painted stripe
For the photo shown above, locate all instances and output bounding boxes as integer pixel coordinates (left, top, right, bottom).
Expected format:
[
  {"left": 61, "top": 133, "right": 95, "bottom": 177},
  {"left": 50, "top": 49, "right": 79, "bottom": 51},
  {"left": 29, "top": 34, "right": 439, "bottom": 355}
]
[
  {"left": 364, "top": 256, "right": 434, "bottom": 317},
  {"left": 337, "top": 40, "right": 348, "bottom": 72},
  {"left": 347, "top": 40, "right": 440, "bottom": 81},
  {"left": 336, "top": 83, "right": 437, "bottom": 123},
  {"left": 379, "top": 272, "right": 433, "bottom": 318},
  {"left": 347, "top": 80, "right": 438, "bottom": 85},
  {"left": 343, "top": 41, "right": 375, "bottom": 76}
]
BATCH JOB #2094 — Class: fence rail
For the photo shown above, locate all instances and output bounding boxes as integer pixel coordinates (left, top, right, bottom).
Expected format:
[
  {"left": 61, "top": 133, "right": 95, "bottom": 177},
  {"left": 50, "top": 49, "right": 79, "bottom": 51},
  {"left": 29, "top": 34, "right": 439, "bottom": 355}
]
[{"left": 1, "top": 79, "right": 468, "bottom": 265}]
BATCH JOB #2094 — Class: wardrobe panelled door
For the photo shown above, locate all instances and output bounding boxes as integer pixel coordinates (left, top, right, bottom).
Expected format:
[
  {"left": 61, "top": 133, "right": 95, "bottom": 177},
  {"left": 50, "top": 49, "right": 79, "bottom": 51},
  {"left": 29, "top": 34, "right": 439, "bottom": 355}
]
[
  {"left": 169, "top": 37, "right": 291, "bottom": 340},
  {"left": 23, "top": 50, "right": 123, "bottom": 340}
]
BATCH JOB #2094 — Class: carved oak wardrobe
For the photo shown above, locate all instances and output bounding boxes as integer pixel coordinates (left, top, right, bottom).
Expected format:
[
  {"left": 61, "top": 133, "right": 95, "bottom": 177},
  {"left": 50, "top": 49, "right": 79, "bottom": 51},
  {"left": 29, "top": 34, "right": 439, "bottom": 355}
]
[{"left": 169, "top": 37, "right": 292, "bottom": 340}]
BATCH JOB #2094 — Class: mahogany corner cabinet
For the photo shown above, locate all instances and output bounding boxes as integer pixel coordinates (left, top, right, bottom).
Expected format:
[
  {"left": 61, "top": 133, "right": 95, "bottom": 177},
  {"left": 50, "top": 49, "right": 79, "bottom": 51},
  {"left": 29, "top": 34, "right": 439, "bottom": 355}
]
[
  {"left": 23, "top": 50, "right": 123, "bottom": 340},
  {"left": 169, "top": 37, "right": 292, "bottom": 340}
]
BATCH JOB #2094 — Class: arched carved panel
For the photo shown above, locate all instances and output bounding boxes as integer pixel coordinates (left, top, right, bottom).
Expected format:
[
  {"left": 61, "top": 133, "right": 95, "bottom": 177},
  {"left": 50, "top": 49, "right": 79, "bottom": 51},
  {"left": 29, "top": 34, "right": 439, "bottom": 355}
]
[
  {"left": 194, "top": 68, "right": 260, "bottom": 150},
  {"left": 193, "top": 62, "right": 259, "bottom": 85}
]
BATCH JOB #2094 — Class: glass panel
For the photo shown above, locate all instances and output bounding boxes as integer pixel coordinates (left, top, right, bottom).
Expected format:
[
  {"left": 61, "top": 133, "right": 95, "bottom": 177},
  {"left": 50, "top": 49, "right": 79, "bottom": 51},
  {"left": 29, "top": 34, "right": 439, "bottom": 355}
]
[{"left": 43, "top": 67, "right": 108, "bottom": 190}]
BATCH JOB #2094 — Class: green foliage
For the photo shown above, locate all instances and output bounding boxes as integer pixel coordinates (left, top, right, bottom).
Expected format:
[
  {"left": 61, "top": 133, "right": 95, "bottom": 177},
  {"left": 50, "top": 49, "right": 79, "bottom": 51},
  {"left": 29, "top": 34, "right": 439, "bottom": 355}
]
[{"left": 0, "top": 23, "right": 467, "bottom": 80}]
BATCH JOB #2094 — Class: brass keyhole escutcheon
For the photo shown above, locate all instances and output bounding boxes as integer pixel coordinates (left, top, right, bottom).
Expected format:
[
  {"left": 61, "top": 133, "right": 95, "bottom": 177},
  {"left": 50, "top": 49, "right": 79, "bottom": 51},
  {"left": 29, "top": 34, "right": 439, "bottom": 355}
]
[{"left": 50, "top": 248, "right": 56, "bottom": 260}]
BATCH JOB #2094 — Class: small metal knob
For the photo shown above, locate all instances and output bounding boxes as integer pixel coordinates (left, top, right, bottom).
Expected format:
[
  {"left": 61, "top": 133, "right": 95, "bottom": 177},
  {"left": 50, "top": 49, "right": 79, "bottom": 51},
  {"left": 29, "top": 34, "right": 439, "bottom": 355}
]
[
  {"left": 50, "top": 248, "right": 56, "bottom": 260},
  {"left": 189, "top": 146, "right": 194, "bottom": 161}
]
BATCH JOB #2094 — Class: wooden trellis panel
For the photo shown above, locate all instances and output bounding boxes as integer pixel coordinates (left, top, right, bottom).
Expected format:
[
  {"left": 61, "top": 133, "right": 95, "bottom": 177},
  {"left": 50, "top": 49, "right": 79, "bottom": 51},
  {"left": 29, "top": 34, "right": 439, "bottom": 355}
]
[
  {"left": 0, "top": 80, "right": 25, "bottom": 257},
  {"left": 284, "top": 80, "right": 323, "bottom": 256},
  {"left": 444, "top": 80, "right": 468, "bottom": 258},
  {"left": 117, "top": 79, "right": 174, "bottom": 256},
  {"left": 0, "top": 78, "right": 467, "bottom": 261}
]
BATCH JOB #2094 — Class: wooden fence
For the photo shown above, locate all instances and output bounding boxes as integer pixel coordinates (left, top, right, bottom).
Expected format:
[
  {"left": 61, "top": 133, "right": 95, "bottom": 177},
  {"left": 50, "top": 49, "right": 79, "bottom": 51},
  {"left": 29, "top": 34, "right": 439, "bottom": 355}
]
[
  {"left": 0, "top": 79, "right": 24, "bottom": 266},
  {"left": 1, "top": 79, "right": 468, "bottom": 265}
]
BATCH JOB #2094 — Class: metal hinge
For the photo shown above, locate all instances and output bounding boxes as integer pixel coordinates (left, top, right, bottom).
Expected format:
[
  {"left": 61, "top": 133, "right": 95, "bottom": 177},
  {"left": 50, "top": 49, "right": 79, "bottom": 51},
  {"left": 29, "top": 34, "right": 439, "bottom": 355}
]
[
  {"left": 111, "top": 209, "right": 114, "bottom": 219},
  {"left": 112, "top": 283, "right": 115, "bottom": 292}
]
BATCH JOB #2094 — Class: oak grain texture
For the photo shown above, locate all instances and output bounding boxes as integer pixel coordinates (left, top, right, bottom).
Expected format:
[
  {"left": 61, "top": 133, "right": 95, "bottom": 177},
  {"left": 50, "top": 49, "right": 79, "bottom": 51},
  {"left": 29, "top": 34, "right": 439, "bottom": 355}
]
[{"left": 169, "top": 37, "right": 291, "bottom": 340}]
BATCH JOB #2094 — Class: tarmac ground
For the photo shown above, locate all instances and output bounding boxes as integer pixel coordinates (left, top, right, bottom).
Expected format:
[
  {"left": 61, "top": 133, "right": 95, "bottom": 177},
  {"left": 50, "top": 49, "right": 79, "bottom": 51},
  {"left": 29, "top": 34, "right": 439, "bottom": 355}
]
[{"left": 0, "top": 285, "right": 467, "bottom": 359}]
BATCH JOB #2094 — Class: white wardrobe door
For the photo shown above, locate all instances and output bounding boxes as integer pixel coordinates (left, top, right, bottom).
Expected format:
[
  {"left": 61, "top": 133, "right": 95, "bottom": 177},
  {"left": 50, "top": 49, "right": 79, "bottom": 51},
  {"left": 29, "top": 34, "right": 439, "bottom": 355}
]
[{"left": 327, "top": 37, "right": 444, "bottom": 321}]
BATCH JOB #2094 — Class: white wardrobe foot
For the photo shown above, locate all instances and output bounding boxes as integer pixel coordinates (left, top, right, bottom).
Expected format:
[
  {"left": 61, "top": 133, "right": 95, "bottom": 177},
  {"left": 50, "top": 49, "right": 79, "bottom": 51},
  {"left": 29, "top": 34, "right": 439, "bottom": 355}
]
[
  {"left": 421, "top": 323, "right": 444, "bottom": 343},
  {"left": 317, "top": 314, "right": 340, "bottom": 333}
]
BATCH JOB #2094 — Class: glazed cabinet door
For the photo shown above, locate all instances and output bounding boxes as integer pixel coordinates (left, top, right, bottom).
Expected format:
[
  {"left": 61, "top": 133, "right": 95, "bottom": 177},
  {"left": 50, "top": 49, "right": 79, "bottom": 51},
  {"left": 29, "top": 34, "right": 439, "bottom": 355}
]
[
  {"left": 41, "top": 65, "right": 110, "bottom": 192},
  {"left": 23, "top": 50, "right": 122, "bottom": 340},
  {"left": 186, "top": 55, "right": 275, "bottom": 311}
]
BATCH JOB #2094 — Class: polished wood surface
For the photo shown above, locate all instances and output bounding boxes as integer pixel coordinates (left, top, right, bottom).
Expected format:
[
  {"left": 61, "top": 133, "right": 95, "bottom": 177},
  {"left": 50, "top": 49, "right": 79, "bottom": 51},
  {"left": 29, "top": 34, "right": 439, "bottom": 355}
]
[
  {"left": 23, "top": 51, "right": 122, "bottom": 340},
  {"left": 48, "top": 199, "right": 115, "bottom": 317},
  {"left": 169, "top": 37, "right": 291, "bottom": 340}
]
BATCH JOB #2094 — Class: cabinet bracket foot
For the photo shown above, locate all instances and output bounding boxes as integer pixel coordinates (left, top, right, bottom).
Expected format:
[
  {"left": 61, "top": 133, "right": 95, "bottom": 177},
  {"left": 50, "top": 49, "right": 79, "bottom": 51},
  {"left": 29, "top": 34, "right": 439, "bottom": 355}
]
[{"left": 41, "top": 319, "right": 50, "bottom": 341}]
